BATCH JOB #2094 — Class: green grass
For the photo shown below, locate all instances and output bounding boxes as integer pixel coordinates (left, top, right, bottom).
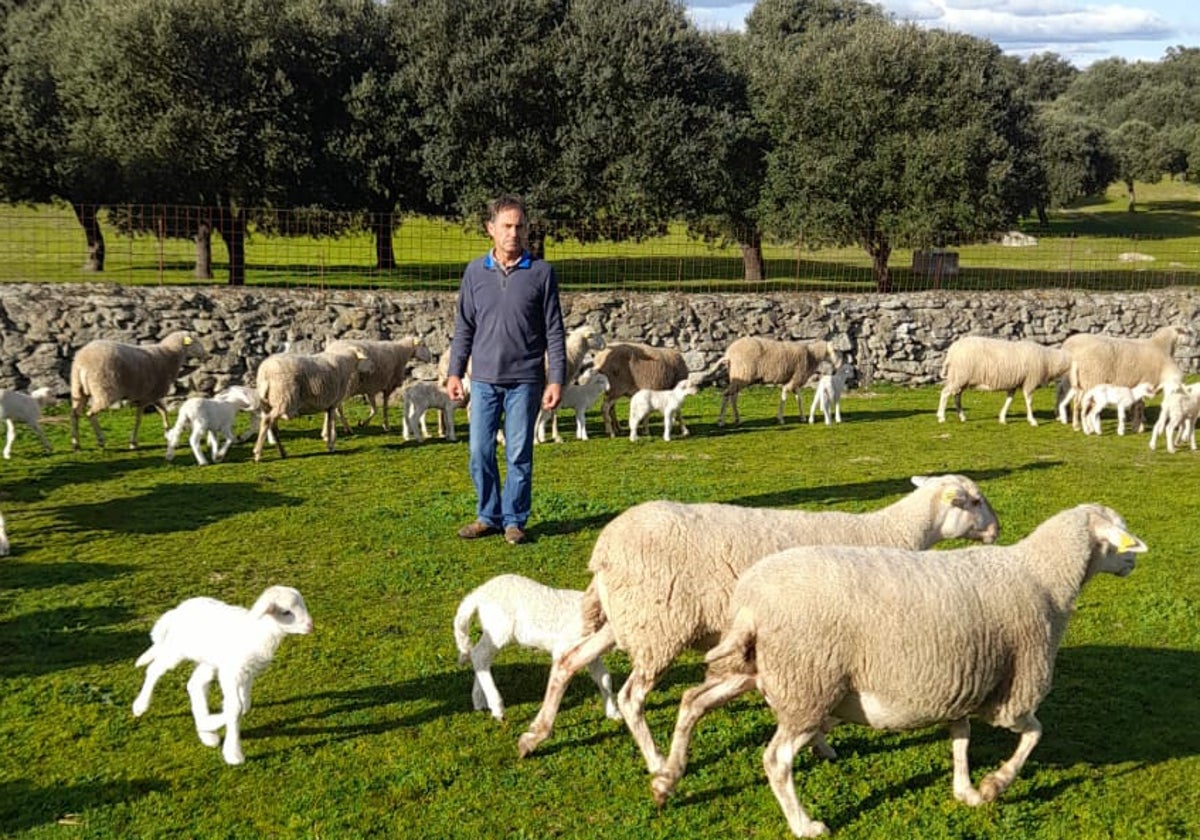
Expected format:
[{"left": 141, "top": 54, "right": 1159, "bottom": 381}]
[
  {"left": 2, "top": 385, "right": 1198, "bottom": 838},
  {"left": 3, "top": 179, "right": 1200, "bottom": 291}
]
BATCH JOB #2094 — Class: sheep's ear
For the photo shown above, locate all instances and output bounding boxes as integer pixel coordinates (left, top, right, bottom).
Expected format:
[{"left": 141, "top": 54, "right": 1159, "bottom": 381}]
[
  {"left": 1092, "top": 513, "right": 1148, "bottom": 554},
  {"left": 910, "top": 475, "right": 930, "bottom": 488}
]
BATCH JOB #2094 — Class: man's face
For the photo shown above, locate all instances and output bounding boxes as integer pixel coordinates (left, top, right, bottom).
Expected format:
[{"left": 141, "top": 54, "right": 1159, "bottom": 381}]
[{"left": 487, "top": 207, "right": 526, "bottom": 263}]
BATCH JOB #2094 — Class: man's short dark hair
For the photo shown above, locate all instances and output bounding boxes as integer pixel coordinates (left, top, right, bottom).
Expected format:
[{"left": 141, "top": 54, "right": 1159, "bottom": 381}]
[{"left": 488, "top": 194, "right": 527, "bottom": 224}]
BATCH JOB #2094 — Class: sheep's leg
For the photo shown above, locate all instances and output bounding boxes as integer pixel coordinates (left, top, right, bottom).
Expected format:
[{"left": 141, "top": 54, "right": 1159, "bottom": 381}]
[
  {"left": 677, "top": 408, "right": 690, "bottom": 437},
  {"left": 188, "top": 425, "right": 209, "bottom": 466},
  {"left": 617, "top": 666, "right": 670, "bottom": 774},
  {"left": 716, "top": 390, "right": 734, "bottom": 427},
  {"left": 518, "top": 623, "right": 616, "bottom": 758},
  {"left": 1056, "top": 386, "right": 1074, "bottom": 424},
  {"left": 584, "top": 658, "right": 622, "bottom": 721},
  {"left": 128, "top": 406, "right": 144, "bottom": 449},
  {"left": 628, "top": 407, "right": 641, "bottom": 442},
  {"left": 1150, "top": 414, "right": 1165, "bottom": 450},
  {"left": 360, "top": 394, "right": 379, "bottom": 429},
  {"left": 1021, "top": 389, "right": 1038, "bottom": 427},
  {"left": 809, "top": 395, "right": 819, "bottom": 424},
  {"left": 978, "top": 715, "right": 1042, "bottom": 802},
  {"left": 551, "top": 407, "right": 564, "bottom": 443},
  {"left": 833, "top": 399, "right": 841, "bottom": 424},
  {"left": 2, "top": 419, "right": 14, "bottom": 459},
  {"left": 950, "top": 718, "right": 983, "bottom": 805},
  {"left": 1116, "top": 404, "right": 1127, "bottom": 436},
  {"left": 652, "top": 672, "right": 758, "bottom": 804},
  {"left": 132, "top": 655, "right": 178, "bottom": 717},
  {"left": 954, "top": 391, "right": 966, "bottom": 422},
  {"left": 998, "top": 390, "right": 1016, "bottom": 424},
  {"left": 217, "top": 670, "right": 246, "bottom": 765},
  {"left": 323, "top": 409, "right": 338, "bottom": 452},
  {"left": 215, "top": 431, "right": 235, "bottom": 463},
  {"left": 443, "top": 408, "right": 457, "bottom": 442},
  {"left": 87, "top": 411, "right": 107, "bottom": 448},
  {"left": 936, "top": 387, "right": 952, "bottom": 423},
  {"left": 662, "top": 408, "right": 672, "bottom": 441},
  {"left": 602, "top": 395, "right": 619, "bottom": 437},
  {"left": 187, "top": 663, "right": 223, "bottom": 747},
  {"left": 334, "top": 404, "right": 353, "bottom": 436},
  {"left": 534, "top": 408, "right": 548, "bottom": 444},
  {"left": 575, "top": 409, "right": 588, "bottom": 441},
  {"left": 777, "top": 385, "right": 789, "bottom": 424},
  {"left": 469, "top": 636, "right": 505, "bottom": 720},
  {"left": 763, "top": 725, "right": 828, "bottom": 838}
]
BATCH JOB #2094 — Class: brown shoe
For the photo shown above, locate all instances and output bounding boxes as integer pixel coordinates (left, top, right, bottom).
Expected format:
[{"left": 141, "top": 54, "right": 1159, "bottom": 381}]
[
  {"left": 458, "top": 520, "right": 501, "bottom": 540},
  {"left": 504, "top": 525, "right": 526, "bottom": 545}
]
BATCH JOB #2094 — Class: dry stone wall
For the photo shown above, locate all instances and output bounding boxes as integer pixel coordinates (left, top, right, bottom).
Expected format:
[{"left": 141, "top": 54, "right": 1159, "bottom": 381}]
[{"left": 1, "top": 283, "right": 1197, "bottom": 398}]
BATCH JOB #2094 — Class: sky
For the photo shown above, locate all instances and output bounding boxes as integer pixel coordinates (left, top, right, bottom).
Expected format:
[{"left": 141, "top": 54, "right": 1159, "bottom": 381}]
[{"left": 684, "top": 0, "right": 1198, "bottom": 67}]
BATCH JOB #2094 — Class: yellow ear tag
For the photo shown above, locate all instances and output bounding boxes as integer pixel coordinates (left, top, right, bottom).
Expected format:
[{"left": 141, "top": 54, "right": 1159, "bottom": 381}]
[
  {"left": 183, "top": 336, "right": 192, "bottom": 345},
  {"left": 1117, "top": 532, "right": 1142, "bottom": 552},
  {"left": 941, "top": 488, "right": 958, "bottom": 505}
]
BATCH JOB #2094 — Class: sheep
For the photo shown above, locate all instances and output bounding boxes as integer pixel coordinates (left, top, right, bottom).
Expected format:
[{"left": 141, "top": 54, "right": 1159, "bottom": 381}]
[
  {"left": 453, "top": 573, "right": 621, "bottom": 723},
  {"left": 1079, "top": 382, "right": 1156, "bottom": 436},
  {"left": 536, "top": 370, "right": 610, "bottom": 443},
  {"left": 650, "top": 505, "right": 1146, "bottom": 837},
  {"left": 536, "top": 325, "right": 607, "bottom": 442},
  {"left": 131, "top": 585, "right": 314, "bottom": 766},
  {"left": 326, "top": 337, "right": 432, "bottom": 433},
  {"left": 516, "top": 474, "right": 1001, "bottom": 774},
  {"left": 808, "top": 364, "right": 853, "bottom": 425},
  {"left": 628, "top": 379, "right": 699, "bottom": 442},
  {"left": 0, "top": 386, "right": 56, "bottom": 459},
  {"left": 69, "top": 331, "right": 206, "bottom": 450},
  {"left": 253, "top": 346, "right": 373, "bottom": 461},
  {"left": 0, "top": 507, "right": 8, "bottom": 557},
  {"left": 591, "top": 342, "right": 690, "bottom": 437},
  {"left": 1149, "top": 383, "right": 1200, "bottom": 453},
  {"left": 1062, "top": 327, "right": 1186, "bottom": 430},
  {"left": 402, "top": 380, "right": 464, "bottom": 443},
  {"left": 936, "top": 336, "right": 1071, "bottom": 426},
  {"left": 164, "top": 387, "right": 261, "bottom": 465},
  {"left": 717, "top": 337, "right": 840, "bottom": 427}
]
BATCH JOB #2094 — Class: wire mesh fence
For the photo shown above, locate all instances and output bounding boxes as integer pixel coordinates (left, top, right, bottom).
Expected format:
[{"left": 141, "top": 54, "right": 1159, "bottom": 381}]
[{"left": 2, "top": 202, "right": 1198, "bottom": 293}]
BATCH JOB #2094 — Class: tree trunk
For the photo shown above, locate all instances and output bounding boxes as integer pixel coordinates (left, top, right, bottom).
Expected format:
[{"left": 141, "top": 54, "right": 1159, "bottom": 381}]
[
  {"left": 71, "top": 202, "right": 105, "bottom": 272},
  {"left": 372, "top": 210, "right": 397, "bottom": 270},
  {"left": 527, "top": 226, "right": 546, "bottom": 260},
  {"left": 194, "top": 218, "right": 213, "bottom": 280},
  {"left": 739, "top": 229, "right": 764, "bottom": 282},
  {"left": 870, "top": 240, "right": 892, "bottom": 293},
  {"left": 215, "top": 205, "right": 247, "bottom": 285},
  {"left": 1125, "top": 179, "right": 1137, "bottom": 212},
  {"left": 1036, "top": 204, "right": 1049, "bottom": 227}
]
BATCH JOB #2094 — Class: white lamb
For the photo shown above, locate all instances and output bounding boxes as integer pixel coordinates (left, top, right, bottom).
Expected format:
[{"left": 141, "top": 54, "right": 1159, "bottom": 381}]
[
  {"left": 131, "top": 585, "right": 314, "bottom": 766},
  {"left": 535, "top": 325, "right": 607, "bottom": 442},
  {"left": 936, "top": 336, "right": 1071, "bottom": 426},
  {"left": 537, "top": 371, "right": 610, "bottom": 443},
  {"left": 1061, "top": 327, "right": 1185, "bottom": 429},
  {"left": 0, "top": 386, "right": 56, "bottom": 459},
  {"left": 628, "top": 379, "right": 699, "bottom": 442},
  {"left": 591, "top": 342, "right": 690, "bottom": 437},
  {"left": 651, "top": 505, "right": 1146, "bottom": 838},
  {"left": 402, "top": 380, "right": 465, "bottom": 443},
  {"left": 1149, "top": 383, "right": 1200, "bottom": 453},
  {"left": 165, "top": 387, "right": 262, "bottom": 465},
  {"left": 453, "top": 573, "right": 620, "bottom": 722},
  {"left": 1079, "top": 382, "right": 1156, "bottom": 436},
  {"left": 517, "top": 474, "right": 1001, "bottom": 774},
  {"left": 807, "top": 364, "right": 853, "bottom": 425}
]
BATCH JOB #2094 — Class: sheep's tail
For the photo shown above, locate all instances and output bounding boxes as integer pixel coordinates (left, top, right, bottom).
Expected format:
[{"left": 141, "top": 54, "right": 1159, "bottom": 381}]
[
  {"left": 135, "top": 612, "right": 173, "bottom": 667},
  {"left": 579, "top": 579, "right": 607, "bottom": 636},
  {"left": 452, "top": 593, "right": 479, "bottom": 664},
  {"left": 703, "top": 606, "right": 757, "bottom": 678}
]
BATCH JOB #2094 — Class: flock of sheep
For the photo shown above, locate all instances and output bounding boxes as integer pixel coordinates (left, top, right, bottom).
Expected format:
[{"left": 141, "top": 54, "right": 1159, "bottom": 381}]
[{"left": 0, "top": 316, "right": 1187, "bottom": 836}]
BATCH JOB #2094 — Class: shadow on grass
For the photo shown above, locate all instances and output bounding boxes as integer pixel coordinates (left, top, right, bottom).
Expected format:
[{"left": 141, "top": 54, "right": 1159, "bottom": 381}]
[
  {"left": 0, "top": 777, "right": 169, "bottom": 835},
  {"left": 0, "top": 560, "right": 134, "bottom": 591},
  {"left": 9, "top": 453, "right": 169, "bottom": 501},
  {"left": 53, "top": 482, "right": 301, "bottom": 535},
  {"left": 0, "top": 604, "right": 145, "bottom": 677}
]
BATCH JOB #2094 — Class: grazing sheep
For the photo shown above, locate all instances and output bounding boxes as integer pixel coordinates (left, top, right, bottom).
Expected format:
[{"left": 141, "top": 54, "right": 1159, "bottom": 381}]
[
  {"left": 0, "top": 507, "right": 8, "bottom": 557},
  {"left": 131, "top": 586, "right": 314, "bottom": 766},
  {"left": 403, "top": 380, "right": 464, "bottom": 443},
  {"left": 1149, "top": 383, "right": 1200, "bottom": 453},
  {"left": 165, "top": 388, "right": 261, "bottom": 465},
  {"left": 517, "top": 474, "right": 1001, "bottom": 774},
  {"left": 536, "top": 325, "right": 607, "bottom": 442},
  {"left": 936, "top": 336, "right": 1071, "bottom": 426},
  {"left": 0, "top": 386, "right": 56, "bottom": 459},
  {"left": 1079, "top": 382, "right": 1156, "bottom": 436},
  {"left": 591, "top": 343, "right": 690, "bottom": 437},
  {"left": 1062, "top": 327, "right": 1186, "bottom": 429},
  {"left": 651, "top": 505, "right": 1146, "bottom": 838},
  {"left": 717, "top": 337, "right": 840, "bottom": 427},
  {"left": 70, "top": 331, "right": 206, "bottom": 450},
  {"left": 808, "top": 365, "right": 853, "bottom": 425},
  {"left": 537, "top": 371, "right": 610, "bottom": 443},
  {"left": 628, "top": 379, "right": 699, "bottom": 442},
  {"left": 253, "top": 346, "right": 373, "bottom": 461},
  {"left": 453, "top": 573, "right": 620, "bottom": 722},
  {"left": 326, "top": 337, "right": 432, "bottom": 433}
]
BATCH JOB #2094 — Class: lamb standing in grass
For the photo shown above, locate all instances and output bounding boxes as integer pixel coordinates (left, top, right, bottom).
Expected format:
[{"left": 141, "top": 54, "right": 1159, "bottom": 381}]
[
  {"left": 70, "top": 331, "right": 206, "bottom": 450},
  {"left": 165, "top": 387, "right": 262, "bottom": 465},
  {"left": 0, "top": 386, "right": 56, "bottom": 459},
  {"left": 591, "top": 342, "right": 690, "bottom": 437},
  {"left": 1062, "top": 327, "right": 1186, "bottom": 429},
  {"left": 1079, "top": 382, "right": 1156, "bottom": 436},
  {"left": 1149, "top": 383, "right": 1200, "bottom": 453},
  {"left": 651, "top": 505, "right": 1146, "bottom": 838},
  {"left": 536, "top": 325, "right": 607, "bottom": 442},
  {"left": 537, "top": 371, "right": 610, "bottom": 443},
  {"left": 717, "top": 337, "right": 840, "bottom": 427},
  {"left": 403, "top": 380, "right": 465, "bottom": 443},
  {"left": 132, "top": 586, "right": 314, "bottom": 766},
  {"left": 517, "top": 475, "right": 1000, "bottom": 774},
  {"left": 936, "top": 336, "right": 1071, "bottom": 426},
  {"left": 453, "top": 573, "right": 620, "bottom": 722},
  {"left": 808, "top": 364, "right": 853, "bottom": 425},
  {"left": 327, "top": 337, "right": 431, "bottom": 433},
  {"left": 628, "top": 379, "right": 698, "bottom": 441}
]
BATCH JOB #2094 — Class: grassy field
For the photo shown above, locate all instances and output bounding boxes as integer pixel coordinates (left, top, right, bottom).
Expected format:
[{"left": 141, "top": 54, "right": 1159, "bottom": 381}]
[
  {"left": 1, "top": 385, "right": 1198, "bottom": 839},
  {"left": 2, "top": 180, "right": 1199, "bottom": 292}
]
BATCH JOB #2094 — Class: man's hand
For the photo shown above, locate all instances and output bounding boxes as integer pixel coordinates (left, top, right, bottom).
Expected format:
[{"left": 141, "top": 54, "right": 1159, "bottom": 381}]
[
  {"left": 446, "top": 375, "right": 465, "bottom": 403},
  {"left": 542, "top": 383, "right": 562, "bottom": 411}
]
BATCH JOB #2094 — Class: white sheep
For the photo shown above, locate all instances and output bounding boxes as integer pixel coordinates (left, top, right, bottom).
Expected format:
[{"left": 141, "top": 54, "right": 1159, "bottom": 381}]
[
  {"left": 164, "top": 387, "right": 261, "bottom": 465},
  {"left": 1079, "top": 382, "right": 1156, "bottom": 436},
  {"left": 936, "top": 336, "right": 1071, "bottom": 426},
  {"left": 0, "top": 386, "right": 56, "bottom": 459},
  {"left": 131, "top": 585, "right": 314, "bottom": 765},
  {"left": 0, "top": 507, "right": 8, "bottom": 557},
  {"left": 1062, "top": 327, "right": 1186, "bottom": 429},
  {"left": 717, "top": 337, "right": 840, "bottom": 427},
  {"left": 591, "top": 342, "right": 690, "bottom": 437},
  {"left": 252, "top": 346, "right": 373, "bottom": 461},
  {"left": 69, "top": 331, "right": 206, "bottom": 450},
  {"left": 453, "top": 573, "right": 621, "bottom": 722},
  {"left": 650, "top": 505, "right": 1146, "bottom": 838},
  {"left": 537, "top": 371, "right": 610, "bottom": 443},
  {"left": 628, "top": 379, "right": 699, "bottom": 442},
  {"left": 517, "top": 474, "right": 1001, "bottom": 774},
  {"left": 536, "top": 325, "right": 607, "bottom": 442},
  {"left": 326, "top": 337, "right": 432, "bottom": 433},
  {"left": 808, "top": 364, "right": 853, "bottom": 425},
  {"left": 402, "top": 380, "right": 464, "bottom": 443},
  {"left": 1149, "top": 383, "right": 1200, "bottom": 453}
]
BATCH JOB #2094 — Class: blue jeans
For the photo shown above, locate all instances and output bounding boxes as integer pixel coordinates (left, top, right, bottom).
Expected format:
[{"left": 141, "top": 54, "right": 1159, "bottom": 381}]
[{"left": 468, "top": 381, "right": 541, "bottom": 529}]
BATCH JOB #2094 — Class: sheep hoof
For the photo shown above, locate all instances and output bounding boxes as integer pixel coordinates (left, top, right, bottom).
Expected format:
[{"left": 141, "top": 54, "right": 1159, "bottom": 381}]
[
  {"left": 650, "top": 774, "right": 674, "bottom": 807},
  {"left": 978, "top": 775, "right": 1004, "bottom": 802},
  {"left": 517, "top": 731, "right": 542, "bottom": 758},
  {"left": 955, "top": 786, "right": 985, "bottom": 807},
  {"left": 131, "top": 699, "right": 148, "bottom": 717},
  {"left": 222, "top": 749, "right": 245, "bottom": 766},
  {"left": 198, "top": 730, "right": 221, "bottom": 747},
  {"left": 801, "top": 821, "right": 830, "bottom": 837}
]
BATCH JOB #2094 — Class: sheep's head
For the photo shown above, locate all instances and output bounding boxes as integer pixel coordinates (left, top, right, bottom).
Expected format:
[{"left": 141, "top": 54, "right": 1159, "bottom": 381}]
[
  {"left": 250, "top": 585, "right": 315, "bottom": 635},
  {"left": 29, "top": 386, "right": 57, "bottom": 407},
  {"left": 413, "top": 338, "right": 434, "bottom": 364},
  {"left": 1081, "top": 505, "right": 1147, "bottom": 579},
  {"left": 1132, "top": 382, "right": 1158, "bottom": 401},
  {"left": 166, "top": 331, "right": 208, "bottom": 361},
  {"left": 911, "top": 474, "right": 1000, "bottom": 544}
]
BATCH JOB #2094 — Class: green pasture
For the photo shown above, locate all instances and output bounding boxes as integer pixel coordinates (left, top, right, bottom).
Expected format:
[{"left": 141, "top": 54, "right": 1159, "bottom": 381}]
[
  {"left": 1, "top": 384, "right": 1198, "bottom": 838},
  {"left": 2, "top": 180, "right": 1200, "bottom": 291}
]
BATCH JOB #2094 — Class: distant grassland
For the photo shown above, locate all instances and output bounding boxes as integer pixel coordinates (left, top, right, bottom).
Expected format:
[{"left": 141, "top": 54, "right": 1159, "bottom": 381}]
[{"left": 2, "top": 180, "right": 1199, "bottom": 291}]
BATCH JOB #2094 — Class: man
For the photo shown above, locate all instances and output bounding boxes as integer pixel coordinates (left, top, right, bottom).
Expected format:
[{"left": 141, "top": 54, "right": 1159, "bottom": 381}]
[{"left": 445, "top": 195, "right": 566, "bottom": 545}]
